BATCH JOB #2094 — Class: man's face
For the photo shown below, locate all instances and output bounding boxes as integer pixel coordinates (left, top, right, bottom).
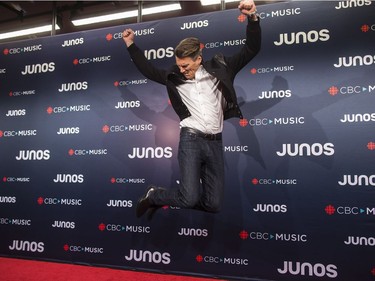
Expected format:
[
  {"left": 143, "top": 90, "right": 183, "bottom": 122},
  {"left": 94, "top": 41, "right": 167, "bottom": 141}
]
[{"left": 175, "top": 55, "right": 202, "bottom": 80}]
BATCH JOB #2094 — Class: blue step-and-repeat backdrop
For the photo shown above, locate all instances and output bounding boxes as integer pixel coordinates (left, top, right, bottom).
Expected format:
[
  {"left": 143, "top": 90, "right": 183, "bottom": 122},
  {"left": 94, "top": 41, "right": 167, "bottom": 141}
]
[{"left": 0, "top": 1, "right": 374, "bottom": 280}]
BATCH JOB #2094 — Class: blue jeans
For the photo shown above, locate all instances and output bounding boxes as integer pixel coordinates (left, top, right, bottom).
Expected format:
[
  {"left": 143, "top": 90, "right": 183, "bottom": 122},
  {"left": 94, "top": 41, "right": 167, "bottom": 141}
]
[{"left": 149, "top": 128, "right": 224, "bottom": 212}]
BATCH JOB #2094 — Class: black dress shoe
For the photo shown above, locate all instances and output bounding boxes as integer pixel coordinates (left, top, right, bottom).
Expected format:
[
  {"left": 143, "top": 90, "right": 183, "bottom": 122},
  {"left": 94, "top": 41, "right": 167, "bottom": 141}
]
[{"left": 136, "top": 185, "right": 156, "bottom": 218}]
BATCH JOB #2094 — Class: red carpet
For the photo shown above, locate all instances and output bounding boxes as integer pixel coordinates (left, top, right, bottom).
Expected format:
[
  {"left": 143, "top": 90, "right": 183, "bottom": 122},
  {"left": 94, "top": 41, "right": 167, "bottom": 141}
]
[{"left": 0, "top": 257, "right": 225, "bottom": 281}]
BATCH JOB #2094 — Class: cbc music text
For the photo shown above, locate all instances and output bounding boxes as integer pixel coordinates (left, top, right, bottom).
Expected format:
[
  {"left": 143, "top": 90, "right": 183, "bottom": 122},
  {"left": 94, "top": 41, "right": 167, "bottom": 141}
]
[
  {"left": 0, "top": 218, "right": 31, "bottom": 226},
  {"left": 143, "top": 39, "right": 246, "bottom": 60}
]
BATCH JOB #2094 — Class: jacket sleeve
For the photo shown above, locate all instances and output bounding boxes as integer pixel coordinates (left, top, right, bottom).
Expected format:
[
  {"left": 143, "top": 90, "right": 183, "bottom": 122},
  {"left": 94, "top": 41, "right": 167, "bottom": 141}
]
[
  {"left": 126, "top": 43, "right": 168, "bottom": 85},
  {"left": 225, "top": 18, "right": 261, "bottom": 75}
]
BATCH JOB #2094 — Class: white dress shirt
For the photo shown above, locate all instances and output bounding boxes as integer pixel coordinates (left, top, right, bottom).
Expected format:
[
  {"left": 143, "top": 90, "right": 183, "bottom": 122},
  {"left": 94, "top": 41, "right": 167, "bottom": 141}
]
[{"left": 177, "top": 66, "right": 226, "bottom": 134}]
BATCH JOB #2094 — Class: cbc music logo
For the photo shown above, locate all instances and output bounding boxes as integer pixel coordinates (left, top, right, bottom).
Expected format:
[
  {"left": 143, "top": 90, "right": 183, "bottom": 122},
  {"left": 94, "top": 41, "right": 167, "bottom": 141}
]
[
  {"left": 102, "top": 124, "right": 152, "bottom": 134},
  {"left": 0, "top": 129, "right": 37, "bottom": 138},
  {"left": 195, "top": 254, "right": 248, "bottom": 266},
  {"left": 3, "top": 44, "right": 42, "bottom": 55},
  {"left": 250, "top": 65, "right": 294, "bottom": 75},
  {"left": 277, "top": 261, "right": 338, "bottom": 278},
  {"left": 105, "top": 28, "right": 155, "bottom": 41},
  {"left": 251, "top": 178, "right": 297, "bottom": 186},
  {"left": 110, "top": 177, "right": 146, "bottom": 184},
  {"left": 239, "top": 230, "right": 307, "bottom": 243},
  {"left": 114, "top": 79, "right": 147, "bottom": 87},
  {"left": 367, "top": 142, "right": 375, "bottom": 151},
  {"left": 125, "top": 249, "right": 171, "bottom": 264},
  {"left": 257, "top": 7, "right": 301, "bottom": 19},
  {"left": 361, "top": 23, "right": 375, "bottom": 33},
  {"left": 324, "top": 204, "right": 375, "bottom": 216},
  {"left": 2, "top": 176, "right": 30, "bottom": 183},
  {"left": 46, "top": 104, "right": 91, "bottom": 114},
  {"left": 9, "top": 240, "right": 44, "bottom": 253},
  {"left": 68, "top": 148, "right": 108, "bottom": 157},
  {"left": 244, "top": 116, "right": 305, "bottom": 127},
  {"left": 338, "top": 174, "right": 375, "bottom": 187},
  {"left": 328, "top": 84, "right": 375, "bottom": 96},
  {"left": 8, "top": 89, "right": 36, "bottom": 97},
  {"left": 276, "top": 143, "right": 334, "bottom": 157},
  {"left": 37, "top": 197, "right": 83, "bottom": 206},
  {"left": 201, "top": 39, "right": 246, "bottom": 50},
  {"left": 63, "top": 244, "right": 104, "bottom": 254},
  {"left": 98, "top": 223, "right": 149, "bottom": 233},
  {"left": 72, "top": 56, "right": 111, "bottom": 65},
  {"left": 0, "top": 217, "right": 31, "bottom": 226}
]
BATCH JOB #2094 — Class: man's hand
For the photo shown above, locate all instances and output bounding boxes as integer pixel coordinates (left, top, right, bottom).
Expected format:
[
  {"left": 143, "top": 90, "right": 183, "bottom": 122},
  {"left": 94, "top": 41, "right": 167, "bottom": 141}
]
[
  {"left": 238, "top": 0, "right": 257, "bottom": 15},
  {"left": 123, "top": 28, "right": 135, "bottom": 47}
]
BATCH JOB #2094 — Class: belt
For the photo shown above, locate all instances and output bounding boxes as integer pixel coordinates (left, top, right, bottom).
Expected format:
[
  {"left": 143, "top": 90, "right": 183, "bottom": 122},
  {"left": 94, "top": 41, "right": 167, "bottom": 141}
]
[{"left": 181, "top": 127, "right": 222, "bottom": 141}]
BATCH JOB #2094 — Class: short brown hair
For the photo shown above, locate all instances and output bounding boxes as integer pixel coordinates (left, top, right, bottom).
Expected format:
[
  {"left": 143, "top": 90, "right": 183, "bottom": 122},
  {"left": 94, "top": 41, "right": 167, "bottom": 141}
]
[{"left": 174, "top": 37, "right": 202, "bottom": 60}]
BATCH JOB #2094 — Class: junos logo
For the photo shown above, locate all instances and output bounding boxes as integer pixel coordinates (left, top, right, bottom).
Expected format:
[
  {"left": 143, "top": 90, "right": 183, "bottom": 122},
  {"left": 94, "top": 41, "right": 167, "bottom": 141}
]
[
  {"left": 274, "top": 29, "right": 330, "bottom": 46},
  {"left": 338, "top": 174, "right": 375, "bottom": 186},
  {"left": 9, "top": 240, "right": 44, "bottom": 253},
  {"left": 276, "top": 143, "right": 334, "bottom": 157},
  {"left": 259, "top": 90, "right": 291, "bottom": 99},
  {"left": 334, "top": 54, "right": 375, "bottom": 68},
  {"left": 57, "top": 127, "right": 80, "bottom": 135},
  {"left": 52, "top": 220, "right": 75, "bottom": 229},
  {"left": 253, "top": 204, "right": 287, "bottom": 213},
  {"left": 144, "top": 47, "right": 174, "bottom": 60},
  {"left": 277, "top": 261, "right": 338, "bottom": 278},
  {"left": 5, "top": 109, "right": 26, "bottom": 117},
  {"left": 180, "top": 20, "right": 209, "bottom": 30},
  {"left": 58, "top": 81, "right": 88, "bottom": 92},
  {"left": 177, "top": 228, "right": 208, "bottom": 237},
  {"left": 61, "top": 38, "right": 84, "bottom": 47},
  {"left": 128, "top": 146, "right": 173, "bottom": 159},
  {"left": 15, "top": 150, "right": 50, "bottom": 161},
  {"left": 125, "top": 249, "right": 171, "bottom": 264},
  {"left": 344, "top": 236, "right": 375, "bottom": 246},
  {"left": 21, "top": 62, "right": 55, "bottom": 75},
  {"left": 53, "top": 174, "right": 84, "bottom": 183},
  {"left": 335, "top": 0, "right": 372, "bottom": 9}
]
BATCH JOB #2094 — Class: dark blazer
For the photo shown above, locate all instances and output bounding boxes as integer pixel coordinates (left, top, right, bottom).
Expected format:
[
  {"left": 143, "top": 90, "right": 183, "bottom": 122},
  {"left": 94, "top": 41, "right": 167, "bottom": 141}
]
[{"left": 126, "top": 18, "right": 261, "bottom": 121}]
